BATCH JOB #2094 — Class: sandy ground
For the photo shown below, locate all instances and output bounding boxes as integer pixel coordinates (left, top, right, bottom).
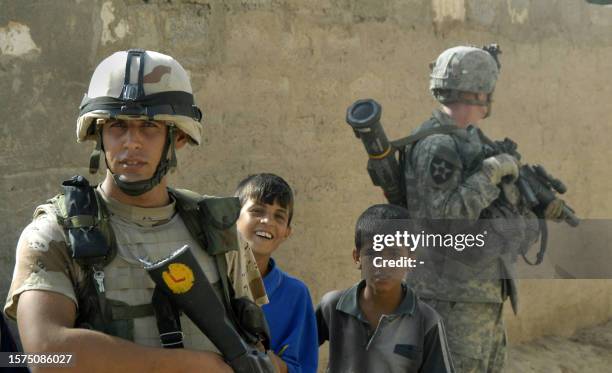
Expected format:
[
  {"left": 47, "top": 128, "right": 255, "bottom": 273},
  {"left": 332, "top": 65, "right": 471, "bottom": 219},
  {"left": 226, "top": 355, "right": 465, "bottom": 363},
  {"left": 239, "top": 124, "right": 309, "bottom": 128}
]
[{"left": 507, "top": 320, "right": 612, "bottom": 373}]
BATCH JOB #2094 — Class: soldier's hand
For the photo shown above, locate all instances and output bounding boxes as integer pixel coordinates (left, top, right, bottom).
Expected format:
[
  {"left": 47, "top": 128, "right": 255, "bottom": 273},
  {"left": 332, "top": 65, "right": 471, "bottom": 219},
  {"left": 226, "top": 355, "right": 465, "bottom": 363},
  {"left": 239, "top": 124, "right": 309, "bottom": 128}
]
[
  {"left": 501, "top": 181, "right": 520, "bottom": 205},
  {"left": 544, "top": 198, "right": 565, "bottom": 220},
  {"left": 482, "top": 154, "right": 519, "bottom": 184}
]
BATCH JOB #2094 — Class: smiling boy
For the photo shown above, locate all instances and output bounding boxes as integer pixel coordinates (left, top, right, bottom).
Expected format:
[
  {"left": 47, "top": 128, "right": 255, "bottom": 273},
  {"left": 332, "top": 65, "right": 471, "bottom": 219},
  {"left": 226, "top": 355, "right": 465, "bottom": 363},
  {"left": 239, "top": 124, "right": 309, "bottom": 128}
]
[
  {"left": 235, "top": 173, "right": 318, "bottom": 373},
  {"left": 316, "top": 204, "right": 455, "bottom": 373}
]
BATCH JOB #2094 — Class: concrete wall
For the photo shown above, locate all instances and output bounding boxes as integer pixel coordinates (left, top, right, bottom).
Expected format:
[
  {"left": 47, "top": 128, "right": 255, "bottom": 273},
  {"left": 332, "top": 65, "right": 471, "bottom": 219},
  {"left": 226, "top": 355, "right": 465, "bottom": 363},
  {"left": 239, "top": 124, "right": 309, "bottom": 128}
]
[{"left": 2, "top": 0, "right": 612, "bottom": 353}]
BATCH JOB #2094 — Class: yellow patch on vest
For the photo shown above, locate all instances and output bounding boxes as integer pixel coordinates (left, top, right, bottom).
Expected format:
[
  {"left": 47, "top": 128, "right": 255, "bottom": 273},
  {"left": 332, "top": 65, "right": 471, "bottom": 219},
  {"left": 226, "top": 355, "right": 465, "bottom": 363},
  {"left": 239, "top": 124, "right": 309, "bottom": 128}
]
[{"left": 162, "top": 263, "right": 195, "bottom": 294}]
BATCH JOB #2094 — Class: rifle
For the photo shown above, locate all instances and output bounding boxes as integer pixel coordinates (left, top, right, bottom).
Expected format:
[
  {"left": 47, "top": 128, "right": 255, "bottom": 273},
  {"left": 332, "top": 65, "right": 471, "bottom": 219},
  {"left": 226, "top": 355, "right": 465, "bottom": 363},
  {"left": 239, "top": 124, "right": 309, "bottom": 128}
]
[
  {"left": 480, "top": 136, "right": 579, "bottom": 227},
  {"left": 143, "top": 245, "right": 276, "bottom": 373},
  {"left": 478, "top": 135, "right": 579, "bottom": 265}
]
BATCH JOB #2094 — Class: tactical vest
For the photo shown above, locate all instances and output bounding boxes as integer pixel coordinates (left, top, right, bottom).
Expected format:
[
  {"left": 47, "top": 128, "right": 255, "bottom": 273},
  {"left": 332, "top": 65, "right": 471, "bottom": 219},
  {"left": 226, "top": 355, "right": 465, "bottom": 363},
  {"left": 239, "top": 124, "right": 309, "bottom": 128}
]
[{"left": 48, "top": 175, "right": 243, "bottom": 347}]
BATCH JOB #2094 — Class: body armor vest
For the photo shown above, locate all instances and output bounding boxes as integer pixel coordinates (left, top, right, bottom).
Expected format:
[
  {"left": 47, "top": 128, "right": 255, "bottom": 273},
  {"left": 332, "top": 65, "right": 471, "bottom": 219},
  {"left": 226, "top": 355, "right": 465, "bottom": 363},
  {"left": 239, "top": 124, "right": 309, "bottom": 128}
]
[{"left": 46, "top": 176, "right": 241, "bottom": 347}]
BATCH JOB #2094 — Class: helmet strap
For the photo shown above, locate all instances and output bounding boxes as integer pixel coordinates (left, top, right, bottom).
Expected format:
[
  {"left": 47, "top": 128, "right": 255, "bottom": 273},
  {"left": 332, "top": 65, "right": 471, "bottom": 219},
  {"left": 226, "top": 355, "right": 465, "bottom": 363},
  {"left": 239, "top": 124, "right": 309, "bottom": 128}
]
[
  {"left": 110, "top": 124, "right": 178, "bottom": 197},
  {"left": 89, "top": 129, "right": 103, "bottom": 174},
  {"left": 484, "top": 100, "right": 493, "bottom": 119}
]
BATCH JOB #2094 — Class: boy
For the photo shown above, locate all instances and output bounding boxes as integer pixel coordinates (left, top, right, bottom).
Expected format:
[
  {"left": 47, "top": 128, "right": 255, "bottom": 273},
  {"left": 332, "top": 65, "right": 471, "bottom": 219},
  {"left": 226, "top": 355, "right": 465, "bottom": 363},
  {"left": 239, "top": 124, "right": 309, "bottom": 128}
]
[
  {"left": 235, "top": 173, "right": 318, "bottom": 373},
  {"left": 316, "top": 204, "right": 455, "bottom": 373}
]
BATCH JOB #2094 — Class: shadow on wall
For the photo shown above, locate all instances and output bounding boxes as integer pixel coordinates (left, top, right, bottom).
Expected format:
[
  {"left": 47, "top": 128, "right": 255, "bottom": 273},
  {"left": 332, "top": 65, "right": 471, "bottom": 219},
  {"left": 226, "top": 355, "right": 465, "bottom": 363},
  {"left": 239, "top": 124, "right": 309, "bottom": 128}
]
[{"left": 586, "top": 0, "right": 612, "bottom": 4}]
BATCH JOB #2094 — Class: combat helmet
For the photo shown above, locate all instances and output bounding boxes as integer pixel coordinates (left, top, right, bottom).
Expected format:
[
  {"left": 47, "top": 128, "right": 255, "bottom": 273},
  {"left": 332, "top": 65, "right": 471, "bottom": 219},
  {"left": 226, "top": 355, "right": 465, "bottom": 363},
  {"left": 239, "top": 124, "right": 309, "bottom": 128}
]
[
  {"left": 429, "top": 44, "right": 501, "bottom": 108},
  {"left": 77, "top": 49, "right": 203, "bottom": 196}
]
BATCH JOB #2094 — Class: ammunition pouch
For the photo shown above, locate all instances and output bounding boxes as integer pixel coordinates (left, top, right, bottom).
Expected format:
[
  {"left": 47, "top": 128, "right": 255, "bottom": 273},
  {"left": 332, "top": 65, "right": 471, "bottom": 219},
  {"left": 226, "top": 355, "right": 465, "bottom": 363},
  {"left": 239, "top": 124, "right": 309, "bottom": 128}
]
[
  {"left": 57, "top": 175, "right": 115, "bottom": 266},
  {"left": 172, "top": 189, "right": 241, "bottom": 256}
]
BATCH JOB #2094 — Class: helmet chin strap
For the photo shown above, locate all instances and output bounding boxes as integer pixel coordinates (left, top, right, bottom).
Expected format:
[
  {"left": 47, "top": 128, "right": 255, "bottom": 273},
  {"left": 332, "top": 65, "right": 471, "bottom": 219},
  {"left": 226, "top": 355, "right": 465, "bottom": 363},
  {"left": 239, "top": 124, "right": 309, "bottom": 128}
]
[
  {"left": 483, "top": 100, "right": 493, "bottom": 119},
  {"left": 90, "top": 124, "right": 178, "bottom": 197}
]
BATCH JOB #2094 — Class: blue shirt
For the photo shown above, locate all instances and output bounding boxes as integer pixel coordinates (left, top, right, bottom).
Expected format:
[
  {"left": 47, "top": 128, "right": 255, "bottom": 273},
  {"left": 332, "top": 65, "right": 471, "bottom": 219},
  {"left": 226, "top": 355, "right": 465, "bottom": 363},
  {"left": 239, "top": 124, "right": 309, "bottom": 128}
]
[{"left": 262, "top": 258, "right": 318, "bottom": 373}]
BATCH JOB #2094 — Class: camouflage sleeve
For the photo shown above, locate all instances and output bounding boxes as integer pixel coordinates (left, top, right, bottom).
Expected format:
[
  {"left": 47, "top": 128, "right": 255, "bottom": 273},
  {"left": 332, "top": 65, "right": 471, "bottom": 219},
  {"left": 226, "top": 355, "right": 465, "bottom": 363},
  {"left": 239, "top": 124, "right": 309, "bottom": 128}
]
[
  {"left": 225, "top": 236, "right": 268, "bottom": 306},
  {"left": 411, "top": 134, "right": 500, "bottom": 220},
  {"left": 3, "top": 206, "right": 80, "bottom": 320}
]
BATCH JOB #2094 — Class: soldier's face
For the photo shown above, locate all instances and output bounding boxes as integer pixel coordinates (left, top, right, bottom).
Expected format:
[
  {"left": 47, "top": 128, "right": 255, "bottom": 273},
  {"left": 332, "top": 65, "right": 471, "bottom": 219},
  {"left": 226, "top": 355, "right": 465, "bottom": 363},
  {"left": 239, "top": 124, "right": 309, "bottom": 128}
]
[
  {"left": 102, "top": 119, "right": 168, "bottom": 182},
  {"left": 474, "top": 93, "right": 490, "bottom": 121},
  {"left": 237, "top": 198, "right": 292, "bottom": 259},
  {"left": 478, "top": 93, "right": 489, "bottom": 119}
]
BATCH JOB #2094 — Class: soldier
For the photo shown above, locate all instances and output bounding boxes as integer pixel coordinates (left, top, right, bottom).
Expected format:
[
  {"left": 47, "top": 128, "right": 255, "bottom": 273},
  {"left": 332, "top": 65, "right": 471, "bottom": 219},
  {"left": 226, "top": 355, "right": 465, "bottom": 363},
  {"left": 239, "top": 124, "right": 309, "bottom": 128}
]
[
  {"left": 4, "top": 49, "right": 272, "bottom": 372},
  {"left": 401, "top": 46, "right": 560, "bottom": 372}
]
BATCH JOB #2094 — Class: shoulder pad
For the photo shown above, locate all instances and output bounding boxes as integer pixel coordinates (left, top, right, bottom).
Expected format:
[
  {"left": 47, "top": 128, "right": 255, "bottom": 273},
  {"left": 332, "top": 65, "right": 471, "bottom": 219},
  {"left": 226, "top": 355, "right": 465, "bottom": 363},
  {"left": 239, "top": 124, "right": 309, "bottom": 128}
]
[
  {"left": 170, "top": 189, "right": 241, "bottom": 256},
  {"left": 170, "top": 188, "right": 202, "bottom": 205},
  {"left": 198, "top": 196, "right": 241, "bottom": 255},
  {"left": 170, "top": 189, "right": 240, "bottom": 230},
  {"left": 198, "top": 196, "right": 241, "bottom": 230},
  {"left": 34, "top": 194, "right": 64, "bottom": 220}
]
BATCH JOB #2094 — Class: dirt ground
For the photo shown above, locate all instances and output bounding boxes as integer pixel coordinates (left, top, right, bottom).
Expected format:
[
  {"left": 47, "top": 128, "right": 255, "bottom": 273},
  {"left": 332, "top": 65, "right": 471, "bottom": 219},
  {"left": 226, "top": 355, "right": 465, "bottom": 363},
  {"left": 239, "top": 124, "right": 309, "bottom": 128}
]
[{"left": 507, "top": 319, "right": 612, "bottom": 373}]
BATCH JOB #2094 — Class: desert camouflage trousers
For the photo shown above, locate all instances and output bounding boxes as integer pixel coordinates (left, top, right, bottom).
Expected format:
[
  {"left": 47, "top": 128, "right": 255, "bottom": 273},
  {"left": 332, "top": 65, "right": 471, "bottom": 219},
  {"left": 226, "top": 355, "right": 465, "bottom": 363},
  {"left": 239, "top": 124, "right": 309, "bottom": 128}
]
[{"left": 422, "top": 299, "right": 506, "bottom": 373}]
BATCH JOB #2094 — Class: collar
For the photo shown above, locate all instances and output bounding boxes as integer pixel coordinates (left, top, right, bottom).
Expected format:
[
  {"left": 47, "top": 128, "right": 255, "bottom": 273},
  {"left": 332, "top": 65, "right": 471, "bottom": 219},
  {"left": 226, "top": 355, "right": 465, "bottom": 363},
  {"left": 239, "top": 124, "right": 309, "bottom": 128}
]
[
  {"left": 432, "top": 109, "right": 458, "bottom": 127},
  {"left": 96, "top": 185, "right": 176, "bottom": 227},
  {"left": 431, "top": 109, "right": 471, "bottom": 141},
  {"left": 336, "top": 280, "right": 417, "bottom": 320},
  {"left": 263, "top": 257, "right": 283, "bottom": 297}
]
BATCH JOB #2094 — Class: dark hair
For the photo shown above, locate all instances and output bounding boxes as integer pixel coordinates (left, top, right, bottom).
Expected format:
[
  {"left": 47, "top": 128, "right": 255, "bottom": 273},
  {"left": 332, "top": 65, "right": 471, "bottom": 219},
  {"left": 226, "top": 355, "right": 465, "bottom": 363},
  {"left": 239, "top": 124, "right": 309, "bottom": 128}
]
[
  {"left": 354, "top": 204, "right": 411, "bottom": 254},
  {"left": 235, "top": 173, "right": 294, "bottom": 225}
]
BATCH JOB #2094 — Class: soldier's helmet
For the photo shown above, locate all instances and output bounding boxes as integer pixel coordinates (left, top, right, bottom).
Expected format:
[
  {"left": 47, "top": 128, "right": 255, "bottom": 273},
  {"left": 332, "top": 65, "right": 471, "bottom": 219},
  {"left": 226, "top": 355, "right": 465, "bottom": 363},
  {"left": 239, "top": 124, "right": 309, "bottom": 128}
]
[
  {"left": 77, "top": 49, "right": 202, "bottom": 145},
  {"left": 429, "top": 45, "right": 500, "bottom": 105},
  {"left": 76, "top": 49, "right": 203, "bottom": 196}
]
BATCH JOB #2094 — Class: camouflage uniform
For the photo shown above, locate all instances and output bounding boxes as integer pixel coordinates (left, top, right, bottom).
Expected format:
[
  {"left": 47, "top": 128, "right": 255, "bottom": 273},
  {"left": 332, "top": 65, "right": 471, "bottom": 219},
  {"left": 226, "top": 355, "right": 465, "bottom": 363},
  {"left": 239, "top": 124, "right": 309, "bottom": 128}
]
[
  {"left": 403, "top": 46, "right": 539, "bottom": 373},
  {"left": 4, "top": 186, "right": 266, "bottom": 350}
]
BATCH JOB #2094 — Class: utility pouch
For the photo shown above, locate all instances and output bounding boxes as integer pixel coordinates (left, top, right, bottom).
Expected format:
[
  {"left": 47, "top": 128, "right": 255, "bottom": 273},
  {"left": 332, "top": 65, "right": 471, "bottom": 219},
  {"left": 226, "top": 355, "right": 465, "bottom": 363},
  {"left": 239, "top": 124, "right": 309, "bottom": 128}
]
[
  {"left": 197, "top": 197, "right": 241, "bottom": 255},
  {"left": 59, "top": 175, "right": 110, "bottom": 266}
]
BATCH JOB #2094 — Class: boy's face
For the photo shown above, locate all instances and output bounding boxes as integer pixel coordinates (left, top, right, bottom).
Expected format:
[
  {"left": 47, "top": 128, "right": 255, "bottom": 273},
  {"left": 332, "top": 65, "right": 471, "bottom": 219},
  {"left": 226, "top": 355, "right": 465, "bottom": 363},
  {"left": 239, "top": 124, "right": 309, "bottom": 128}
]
[
  {"left": 237, "top": 198, "right": 292, "bottom": 258},
  {"left": 353, "top": 246, "right": 410, "bottom": 291}
]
